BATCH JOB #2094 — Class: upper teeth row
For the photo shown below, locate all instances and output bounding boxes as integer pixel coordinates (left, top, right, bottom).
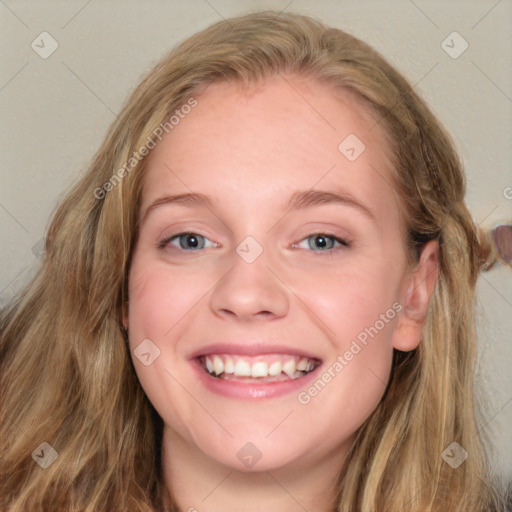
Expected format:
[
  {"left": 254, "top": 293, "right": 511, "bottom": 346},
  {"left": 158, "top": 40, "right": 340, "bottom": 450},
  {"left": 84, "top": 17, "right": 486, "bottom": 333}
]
[{"left": 203, "top": 354, "right": 317, "bottom": 378}]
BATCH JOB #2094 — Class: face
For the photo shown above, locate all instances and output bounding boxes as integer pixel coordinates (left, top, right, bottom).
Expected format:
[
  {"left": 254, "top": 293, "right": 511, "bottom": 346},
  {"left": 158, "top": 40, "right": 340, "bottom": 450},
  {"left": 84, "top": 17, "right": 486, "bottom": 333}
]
[{"left": 125, "top": 75, "right": 418, "bottom": 474}]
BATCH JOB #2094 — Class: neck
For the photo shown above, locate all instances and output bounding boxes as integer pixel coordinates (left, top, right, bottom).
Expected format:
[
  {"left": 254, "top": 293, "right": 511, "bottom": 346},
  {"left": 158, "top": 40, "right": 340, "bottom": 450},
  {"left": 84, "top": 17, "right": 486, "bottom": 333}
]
[{"left": 161, "top": 426, "right": 348, "bottom": 512}]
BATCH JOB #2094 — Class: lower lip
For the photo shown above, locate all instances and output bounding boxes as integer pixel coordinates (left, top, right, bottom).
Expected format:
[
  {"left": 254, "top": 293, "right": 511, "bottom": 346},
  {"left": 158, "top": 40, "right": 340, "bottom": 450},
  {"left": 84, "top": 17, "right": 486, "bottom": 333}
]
[{"left": 191, "top": 358, "right": 323, "bottom": 400}]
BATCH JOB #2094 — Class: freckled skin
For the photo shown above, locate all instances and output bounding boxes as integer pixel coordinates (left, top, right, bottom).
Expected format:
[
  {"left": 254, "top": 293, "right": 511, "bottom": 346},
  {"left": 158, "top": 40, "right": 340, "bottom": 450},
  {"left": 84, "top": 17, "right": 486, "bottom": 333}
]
[{"left": 124, "top": 75, "right": 437, "bottom": 511}]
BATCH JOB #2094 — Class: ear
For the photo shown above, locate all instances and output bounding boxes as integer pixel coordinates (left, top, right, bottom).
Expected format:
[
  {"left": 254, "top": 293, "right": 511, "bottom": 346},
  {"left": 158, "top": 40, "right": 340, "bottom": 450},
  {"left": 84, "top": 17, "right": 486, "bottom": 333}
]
[{"left": 392, "top": 241, "right": 439, "bottom": 351}]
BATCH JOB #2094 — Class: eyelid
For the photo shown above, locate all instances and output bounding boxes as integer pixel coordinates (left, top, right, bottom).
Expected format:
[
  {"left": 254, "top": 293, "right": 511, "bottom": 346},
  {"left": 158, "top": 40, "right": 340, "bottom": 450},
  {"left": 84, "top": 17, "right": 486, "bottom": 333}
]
[
  {"left": 158, "top": 231, "right": 351, "bottom": 254},
  {"left": 293, "top": 233, "right": 350, "bottom": 253},
  {"left": 158, "top": 232, "right": 218, "bottom": 250}
]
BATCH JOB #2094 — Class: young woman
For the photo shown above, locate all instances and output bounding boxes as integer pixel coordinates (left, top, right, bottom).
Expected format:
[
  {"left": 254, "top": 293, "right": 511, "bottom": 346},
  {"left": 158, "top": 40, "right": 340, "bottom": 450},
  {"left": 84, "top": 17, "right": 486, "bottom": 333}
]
[{"left": 1, "top": 10, "right": 508, "bottom": 512}]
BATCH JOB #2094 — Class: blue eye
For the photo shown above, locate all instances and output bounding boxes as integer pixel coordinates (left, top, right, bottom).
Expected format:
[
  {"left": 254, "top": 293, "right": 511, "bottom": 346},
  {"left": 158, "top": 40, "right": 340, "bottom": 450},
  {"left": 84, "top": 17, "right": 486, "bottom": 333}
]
[
  {"left": 159, "top": 232, "right": 216, "bottom": 251},
  {"left": 158, "top": 232, "right": 349, "bottom": 254},
  {"left": 296, "top": 233, "right": 349, "bottom": 252}
]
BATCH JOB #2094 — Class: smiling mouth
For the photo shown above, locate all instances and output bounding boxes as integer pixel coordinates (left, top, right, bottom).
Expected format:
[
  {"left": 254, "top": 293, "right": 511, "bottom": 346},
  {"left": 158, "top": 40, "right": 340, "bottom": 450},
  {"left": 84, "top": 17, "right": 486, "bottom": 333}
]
[{"left": 198, "top": 354, "right": 321, "bottom": 382}]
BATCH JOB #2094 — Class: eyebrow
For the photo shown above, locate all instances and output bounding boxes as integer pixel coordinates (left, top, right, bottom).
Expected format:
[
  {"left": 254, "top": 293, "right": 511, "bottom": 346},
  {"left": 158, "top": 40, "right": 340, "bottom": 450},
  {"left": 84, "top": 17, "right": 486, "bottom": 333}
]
[
  {"left": 141, "top": 189, "right": 375, "bottom": 224},
  {"left": 141, "top": 193, "right": 215, "bottom": 225},
  {"left": 285, "top": 190, "right": 375, "bottom": 220}
]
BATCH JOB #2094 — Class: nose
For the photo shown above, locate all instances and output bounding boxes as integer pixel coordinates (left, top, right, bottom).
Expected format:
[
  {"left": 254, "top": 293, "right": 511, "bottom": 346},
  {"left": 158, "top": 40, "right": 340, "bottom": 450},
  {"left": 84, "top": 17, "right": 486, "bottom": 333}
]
[{"left": 209, "top": 248, "right": 289, "bottom": 322}]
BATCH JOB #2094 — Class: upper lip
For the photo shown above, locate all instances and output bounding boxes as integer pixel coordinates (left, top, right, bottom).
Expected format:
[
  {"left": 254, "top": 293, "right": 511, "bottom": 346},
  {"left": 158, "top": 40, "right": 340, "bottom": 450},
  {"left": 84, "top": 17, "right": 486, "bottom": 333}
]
[{"left": 189, "top": 343, "right": 322, "bottom": 361}]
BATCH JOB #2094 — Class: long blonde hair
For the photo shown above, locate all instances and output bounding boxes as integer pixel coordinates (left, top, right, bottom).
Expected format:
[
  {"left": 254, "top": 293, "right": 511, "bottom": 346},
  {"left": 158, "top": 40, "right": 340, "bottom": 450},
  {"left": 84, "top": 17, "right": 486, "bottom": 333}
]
[{"left": 0, "top": 11, "right": 506, "bottom": 512}]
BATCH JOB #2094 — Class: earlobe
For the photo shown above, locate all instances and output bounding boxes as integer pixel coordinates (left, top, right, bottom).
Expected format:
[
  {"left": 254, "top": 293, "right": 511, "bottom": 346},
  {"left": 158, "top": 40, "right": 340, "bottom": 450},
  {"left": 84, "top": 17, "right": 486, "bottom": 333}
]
[{"left": 392, "top": 241, "right": 439, "bottom": 352}]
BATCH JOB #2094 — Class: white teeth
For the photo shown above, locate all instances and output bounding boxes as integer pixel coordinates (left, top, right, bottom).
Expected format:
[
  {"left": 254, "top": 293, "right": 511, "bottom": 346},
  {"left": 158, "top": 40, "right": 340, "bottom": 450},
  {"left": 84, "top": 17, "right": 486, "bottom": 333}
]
[
  {"left": 297, "top": 358, "right": 308, "bottom": 371},
  {"left": 212, "top": 355, "right": 224, "bottom": 376},
  {"left": 268, "top": 361, "right": 282, "bottom": 376},
  {"left": 282, "top": 359, "right": 297, "bottom": 378},
  {"left": 224, "top": 356, "right": 235, "bottom": 374},
  {"left": 202, "top": 354, "right": 318, "bottom": 379},
  {"left": 251, "top": 361, "right": 268, "bottom": 377},
  {"left": 234, "top": 360, "right": 252, "bottom": 377}
]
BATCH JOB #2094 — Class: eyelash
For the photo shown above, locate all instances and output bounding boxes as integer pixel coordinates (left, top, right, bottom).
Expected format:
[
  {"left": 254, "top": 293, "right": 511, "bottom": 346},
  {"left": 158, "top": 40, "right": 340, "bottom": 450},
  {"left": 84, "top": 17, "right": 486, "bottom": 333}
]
[
  {"left": 157, "top": 231, "right": 350, "bottom": 255},
  {"left": 294, "top": 233, "right": 350, "bottom": 254}
]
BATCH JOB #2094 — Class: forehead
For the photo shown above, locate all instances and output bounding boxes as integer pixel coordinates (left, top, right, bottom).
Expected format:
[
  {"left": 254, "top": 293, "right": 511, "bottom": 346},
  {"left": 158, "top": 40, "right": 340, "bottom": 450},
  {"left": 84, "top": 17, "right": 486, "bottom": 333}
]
[{"left": 140, "top": 75, "right": 399, "bottom": 227}]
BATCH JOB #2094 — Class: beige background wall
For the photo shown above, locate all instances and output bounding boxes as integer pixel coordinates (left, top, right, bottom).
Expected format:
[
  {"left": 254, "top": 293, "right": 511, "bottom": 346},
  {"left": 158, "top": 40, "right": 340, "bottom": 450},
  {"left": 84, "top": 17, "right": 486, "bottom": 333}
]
[{"left": 1, "top": 0, "right": 511, "bottom": 478}]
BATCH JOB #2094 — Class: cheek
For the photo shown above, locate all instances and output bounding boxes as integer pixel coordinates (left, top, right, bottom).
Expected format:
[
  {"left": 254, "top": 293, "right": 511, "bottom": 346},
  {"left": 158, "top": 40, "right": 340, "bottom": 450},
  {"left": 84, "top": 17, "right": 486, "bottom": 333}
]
[
  {"left": 127, "top": 257, "right": 208, "bottom": 339},
  {"left": 126, "top": 259, "right": 203, "bottom": 439},
  {"left": 300, "top": 315, "right": 394, "bottom": 442},
  {"left": 300, "top": 258, "right": 403, "bottom": 342},
  {"left": 296, "top": 262, "right": 399, "bottom": 424}
]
